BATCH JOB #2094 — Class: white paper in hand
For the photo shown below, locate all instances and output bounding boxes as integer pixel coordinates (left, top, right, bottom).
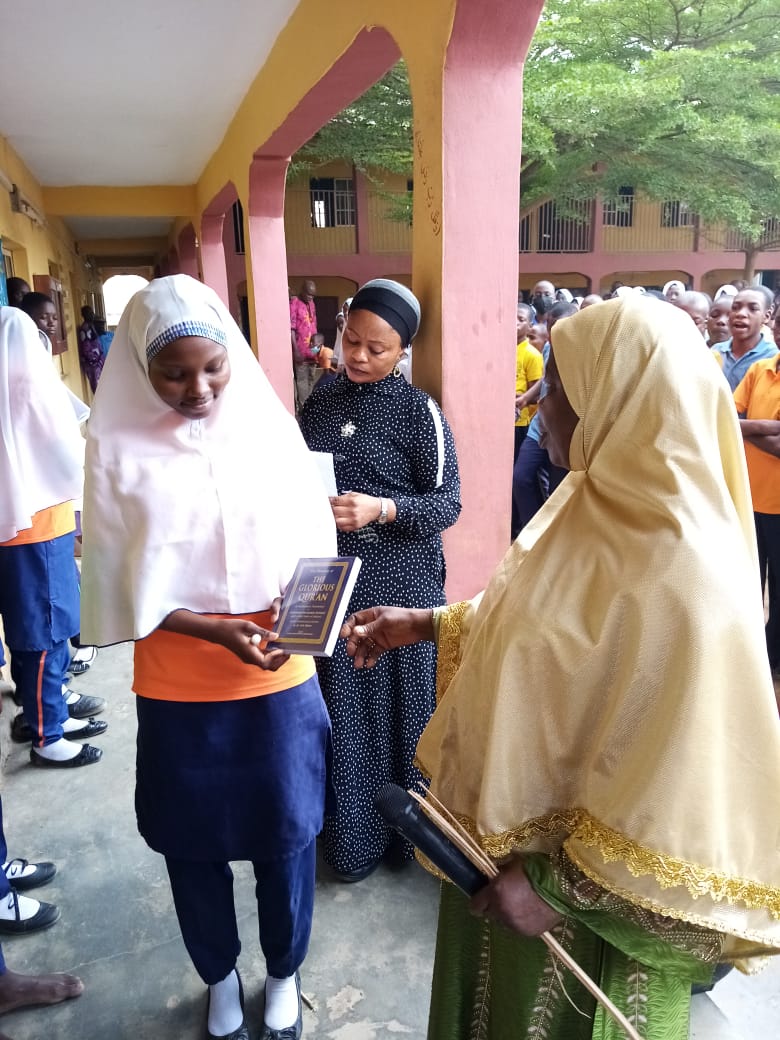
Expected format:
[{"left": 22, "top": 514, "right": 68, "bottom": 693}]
[{"left": 310, "top": 451, "right": 337, "bottom": 497}]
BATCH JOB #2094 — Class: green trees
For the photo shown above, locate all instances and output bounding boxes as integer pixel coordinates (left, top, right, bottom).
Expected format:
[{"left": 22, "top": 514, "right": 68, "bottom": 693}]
[{"left": 297, "top": 1, "right": 780, "bottom": 272}]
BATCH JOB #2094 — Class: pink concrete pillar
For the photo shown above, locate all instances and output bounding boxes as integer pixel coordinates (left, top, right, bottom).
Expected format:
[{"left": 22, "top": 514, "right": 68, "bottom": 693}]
[
  {"left": 246, "top": 155, "right": 295, "bottom": 413},
  {"left": 354, "top": 168, "right": 371, "bottom": 255},
  {"left": 411, "top": 0, "right": 545, "bottom": 601},
  {"left": 200, "top": 213, "right": 230, "bottom": 308}
]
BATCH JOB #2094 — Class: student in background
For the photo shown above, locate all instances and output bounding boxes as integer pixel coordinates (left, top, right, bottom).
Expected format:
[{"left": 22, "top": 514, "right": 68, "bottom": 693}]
[
  {"left": 0, "top": 309, "right": 105, "bottom": 769},
  {"left": 513, "top": 302, "right": 543, "bottom": 462}
]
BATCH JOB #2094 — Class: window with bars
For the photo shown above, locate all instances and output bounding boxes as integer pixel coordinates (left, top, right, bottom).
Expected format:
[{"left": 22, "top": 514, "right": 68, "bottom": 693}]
[
  {"left": 309, "top": 178, "right": 356, "bottom": 228},
  {"left": 661, "top": 201, "right": 696, "bottom": 228},
  {"left": 603, "top": 187, "right": 634, "bottom": 227}
]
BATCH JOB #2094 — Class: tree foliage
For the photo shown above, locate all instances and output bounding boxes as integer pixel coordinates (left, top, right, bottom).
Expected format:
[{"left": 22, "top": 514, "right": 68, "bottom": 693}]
[
  {"left": 296, "top": 0, "right": 780, "bottom": 244},
  {"left": 522, "top": 0, "right": 780, "bottom": 243}
]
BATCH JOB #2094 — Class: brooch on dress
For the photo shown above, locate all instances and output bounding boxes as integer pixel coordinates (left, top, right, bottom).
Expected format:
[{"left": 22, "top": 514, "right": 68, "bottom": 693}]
[{"left": 340, "top": 421, "right": 357, "bottom": 438}]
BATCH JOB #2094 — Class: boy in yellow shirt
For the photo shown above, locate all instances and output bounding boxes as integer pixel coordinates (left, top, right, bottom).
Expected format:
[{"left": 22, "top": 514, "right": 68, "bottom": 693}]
[{"left": 514, "top": 302, "right": 543, "bottom": 461}]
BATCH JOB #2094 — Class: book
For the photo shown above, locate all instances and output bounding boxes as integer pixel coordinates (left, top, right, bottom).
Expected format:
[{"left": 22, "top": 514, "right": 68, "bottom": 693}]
[{"left": 270, "top": 556, "right": 361, "bottom": 656}]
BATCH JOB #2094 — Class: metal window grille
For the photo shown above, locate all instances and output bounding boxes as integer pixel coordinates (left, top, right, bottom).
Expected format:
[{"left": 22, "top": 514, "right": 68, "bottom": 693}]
[
  {"left": 602, "top": 189, "right": 635, "bottom": 228},
  {"left": 309, "top": 178, "right": 356, "bottom": 228},
  {"left": 661, "top": 201, "right": 696, "bottom": 228},
  {"left": 536, "top": 199, "right": 593, "bottom": 252}
]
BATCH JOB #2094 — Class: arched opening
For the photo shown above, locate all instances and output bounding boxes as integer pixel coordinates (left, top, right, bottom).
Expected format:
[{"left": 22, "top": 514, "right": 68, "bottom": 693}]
[{"left": 102, "top": 274, "right": 149, "bottom": 327}]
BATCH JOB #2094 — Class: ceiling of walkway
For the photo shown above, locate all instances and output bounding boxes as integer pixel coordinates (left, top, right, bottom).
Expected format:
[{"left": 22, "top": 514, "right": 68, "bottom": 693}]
[{"left": 1, "top": 0, "right": 301, "bottom": 186}]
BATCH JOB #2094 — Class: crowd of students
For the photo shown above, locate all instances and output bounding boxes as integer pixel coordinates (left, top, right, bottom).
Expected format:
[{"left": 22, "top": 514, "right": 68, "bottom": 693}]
[
  {"left": 2, "top": 266, "right": 779, "bottom": 1039},
  {"left": 513, "top": 275, "right": 780, "bottom": 681}
]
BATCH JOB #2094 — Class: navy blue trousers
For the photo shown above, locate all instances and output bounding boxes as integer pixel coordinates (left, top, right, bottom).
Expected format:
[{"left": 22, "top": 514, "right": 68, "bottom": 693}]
[
  {"left": 10, "top": 643, "right": 70, "bottom": 747},
  {"left": 511, "top": 435, "right": 568, "bottom": 537},
  {"left": 0, "top": 533, "right": 78, "bottom": 746},
  {"left": 165, "top": 840, "right": 316, "bottom": 984},
  {"left": 756, "top": 512, "right": 780, "bottom": 670}
]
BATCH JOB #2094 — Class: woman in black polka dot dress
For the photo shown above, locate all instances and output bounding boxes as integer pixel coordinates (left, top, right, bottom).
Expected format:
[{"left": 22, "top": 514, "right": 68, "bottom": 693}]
[{"left": 300, "top": 280, "right": 461, "bottom": 881}]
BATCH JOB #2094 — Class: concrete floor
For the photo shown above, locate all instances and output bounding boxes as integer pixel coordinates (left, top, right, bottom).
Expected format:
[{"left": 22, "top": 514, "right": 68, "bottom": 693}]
[{"left": 0, "top": 642, "right": 778, "bottom": 1039}]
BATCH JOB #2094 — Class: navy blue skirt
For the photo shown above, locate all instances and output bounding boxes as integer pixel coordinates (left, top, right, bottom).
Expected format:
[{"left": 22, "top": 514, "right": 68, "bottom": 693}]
[
  {"left": 135, "top": 675, "right": 332, "bottom": 862},
  {"left": 0, "top": 532, "right": 79, "bottom": 650}
]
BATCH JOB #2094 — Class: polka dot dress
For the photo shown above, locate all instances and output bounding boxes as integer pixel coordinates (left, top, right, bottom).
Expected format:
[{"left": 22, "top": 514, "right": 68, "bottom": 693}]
[{"left": 300, "top": 373, "right": 462, "bottom": 874}]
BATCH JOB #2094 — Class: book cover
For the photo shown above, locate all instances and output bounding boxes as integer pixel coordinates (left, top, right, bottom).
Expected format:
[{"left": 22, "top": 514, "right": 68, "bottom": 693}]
[{"left": 271, "top": 557, "right": 361, "bottom": 656}]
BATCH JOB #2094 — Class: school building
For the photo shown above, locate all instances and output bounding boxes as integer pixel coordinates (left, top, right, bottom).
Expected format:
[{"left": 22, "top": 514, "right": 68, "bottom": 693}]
[{"left": 2, "top": 0, "right": 778, "bottom": 599}]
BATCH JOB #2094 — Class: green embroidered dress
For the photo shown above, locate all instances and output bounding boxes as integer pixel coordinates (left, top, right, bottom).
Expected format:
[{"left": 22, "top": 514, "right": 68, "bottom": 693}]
[{"left": 427, "top": 851, "right": 721, "bottom": 1040}]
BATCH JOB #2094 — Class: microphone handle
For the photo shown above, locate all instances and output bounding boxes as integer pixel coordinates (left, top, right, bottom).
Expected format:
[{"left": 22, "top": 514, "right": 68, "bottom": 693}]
[{"left": 395, "top": 801, "right": 489, "bottom": 897}]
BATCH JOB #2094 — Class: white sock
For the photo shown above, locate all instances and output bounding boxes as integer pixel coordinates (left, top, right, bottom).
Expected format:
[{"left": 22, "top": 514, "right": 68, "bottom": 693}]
[
  {"left": 33, "top": 738, "right": 82, "bottom": 762},
  {"left": 208, "top": 969, "right": 242, "bottom": 1036},
  {"left": 71, "top": 645, "right": 96, "bottom": 664},
  {"left": 0, "top": 891, "right": 39, "bottom": 922},
  {"left": 63, "top": 687, "right": 79, "bottom": 703},
  {"left": 264, "top": 974, "right": 298, "bottom": 1030},
  {"left": 62, "top": 717, "right": 86, "bottom": 734}
]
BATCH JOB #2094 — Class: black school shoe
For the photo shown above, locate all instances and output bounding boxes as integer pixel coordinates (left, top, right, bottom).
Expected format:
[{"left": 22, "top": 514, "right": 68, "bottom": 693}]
[
  {"left": 12, "top": 713, "right": 107, "bottom": 743},
  {"left": 0, "top": 890, "right": 60, "bottom": 934},
  {"left": 259, "top": 972, "right": 302, "bottom": 1040},
  {"left": 30, "top": 744, "right": 103, "bottom": 768},
  {"left": 65, "top": 692, "right": 106, "bottom": 718},
  {"left": 2, "top": 858, "right": 57, "bottom": 891}
]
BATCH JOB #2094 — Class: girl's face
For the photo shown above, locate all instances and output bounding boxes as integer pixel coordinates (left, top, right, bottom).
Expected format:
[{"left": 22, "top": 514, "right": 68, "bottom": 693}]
[
  {"left": 33, "top": 302, "right": 58, "bottom": 338},
  {"left": 148, "top": 336, "right": 230, "bottom": 419},
  {"left": 538, "top": 350, "right": 580, "bottom": 470},
  {"left": 341, "top": 309, "right": 404, "bottom": 384}
]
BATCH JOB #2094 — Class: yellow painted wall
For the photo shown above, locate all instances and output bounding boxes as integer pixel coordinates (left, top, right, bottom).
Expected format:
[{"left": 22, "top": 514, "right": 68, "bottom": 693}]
[{"left": 1, "top": 136, "right": 103, "bottom": 398}]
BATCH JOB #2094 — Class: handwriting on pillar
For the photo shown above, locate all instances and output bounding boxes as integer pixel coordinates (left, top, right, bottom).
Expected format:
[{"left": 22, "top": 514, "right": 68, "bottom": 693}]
[{"left": 414, "top": 131, "right": 441, "bottom": 236}]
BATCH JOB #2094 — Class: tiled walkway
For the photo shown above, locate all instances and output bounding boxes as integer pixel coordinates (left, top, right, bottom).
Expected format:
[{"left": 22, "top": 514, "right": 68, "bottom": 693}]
[{"left": 0, "top": 643, "right": 777, "bottom": 1039}]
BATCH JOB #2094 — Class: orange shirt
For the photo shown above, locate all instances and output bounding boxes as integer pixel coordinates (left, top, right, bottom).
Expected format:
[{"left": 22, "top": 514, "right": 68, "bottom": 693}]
[
  {"left": 133, "top": 610, "right": 316, "bottom": 702},
  {"left": 734, "top": 358, "right": 780, "bottom": 514},
  {"left": 0, "top": 502, "right": 76, "bottom": 547}
]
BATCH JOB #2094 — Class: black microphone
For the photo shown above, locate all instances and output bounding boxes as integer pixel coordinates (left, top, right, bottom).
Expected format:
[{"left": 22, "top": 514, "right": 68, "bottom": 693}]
[{"left": 374, "top": 783, "right": 489, "bottom": 897}]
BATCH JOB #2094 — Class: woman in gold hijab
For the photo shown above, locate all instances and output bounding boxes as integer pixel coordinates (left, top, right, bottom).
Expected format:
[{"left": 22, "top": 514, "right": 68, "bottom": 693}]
[{"left": 342, "top": 296, "right": 780, "bottom": 1039}]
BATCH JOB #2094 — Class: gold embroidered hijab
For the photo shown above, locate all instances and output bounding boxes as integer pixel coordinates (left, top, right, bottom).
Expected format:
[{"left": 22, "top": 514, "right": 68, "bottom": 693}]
[{"left": 417, "top": 296, "right": 780, "bottom": 948}]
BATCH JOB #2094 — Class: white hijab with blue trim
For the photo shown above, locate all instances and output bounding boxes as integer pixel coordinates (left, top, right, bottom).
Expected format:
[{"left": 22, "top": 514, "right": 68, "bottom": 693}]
[{"left": 80, "top": 275, "right": 336, "bottom": 644}]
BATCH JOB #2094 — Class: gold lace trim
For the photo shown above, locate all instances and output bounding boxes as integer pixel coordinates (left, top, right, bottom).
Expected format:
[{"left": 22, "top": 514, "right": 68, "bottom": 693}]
[
  {"left": 416, "top": 805, "right": 780, "bottom": 921},
  {"left": 572, "top": 815, "right": 780, "bottom": 918},
  {"left": 435, "top": 600, "right": 469, "bottom": 704},
  {"left": 564, "top": 845, "right": 780, "bottom": 944}
]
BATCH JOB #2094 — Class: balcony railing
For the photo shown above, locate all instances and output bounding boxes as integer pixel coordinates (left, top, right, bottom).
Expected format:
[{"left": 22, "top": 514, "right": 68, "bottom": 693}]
[
  {"left": 520, "top": 199, "right": 594, "bottom": 253},
  {"left": 283, "top": 183, "right": 780, "bottom": 258}
]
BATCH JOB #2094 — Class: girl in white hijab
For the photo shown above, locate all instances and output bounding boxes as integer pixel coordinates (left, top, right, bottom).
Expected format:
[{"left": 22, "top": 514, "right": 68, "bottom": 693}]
[
  {"left": 0, "top": 308, "right": 104, "bottom": 768},
  {"left": 81, "top": 276, "right": 336, "bottom": 1040}
]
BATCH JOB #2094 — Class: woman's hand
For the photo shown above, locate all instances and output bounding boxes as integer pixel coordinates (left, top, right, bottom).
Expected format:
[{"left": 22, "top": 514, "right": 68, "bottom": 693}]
[
  {"left": 330, "top": 492, "right": 391, "bottom": 532},
  {"left": 341, "top": 606, "right": 434, "bottom": 668},
  {"left": 212, "top": 618, "right": 290, "bottom": 671},
  {"left": 470, "top": 858, "right": 563, "bottom": 936}
]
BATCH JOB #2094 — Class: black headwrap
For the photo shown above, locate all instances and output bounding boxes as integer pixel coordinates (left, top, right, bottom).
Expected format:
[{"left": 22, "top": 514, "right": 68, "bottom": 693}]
[{"left": 348, "top": 279, "right": 421, "bottom": 348}]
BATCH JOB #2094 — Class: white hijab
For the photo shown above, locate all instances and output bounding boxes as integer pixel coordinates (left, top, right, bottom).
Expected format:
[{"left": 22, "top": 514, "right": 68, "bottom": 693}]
[
  {"left": 0, "top": 307, "right": 84, "bottom": 542},
  {"left": 81, "top": 276, "right": 336, "bottom": 645}
]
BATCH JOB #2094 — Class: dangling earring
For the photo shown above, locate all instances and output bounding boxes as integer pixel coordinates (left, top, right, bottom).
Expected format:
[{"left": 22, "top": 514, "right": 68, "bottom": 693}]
[{"left": 393, "top": 363, "right": 402, "bottom": 378}]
